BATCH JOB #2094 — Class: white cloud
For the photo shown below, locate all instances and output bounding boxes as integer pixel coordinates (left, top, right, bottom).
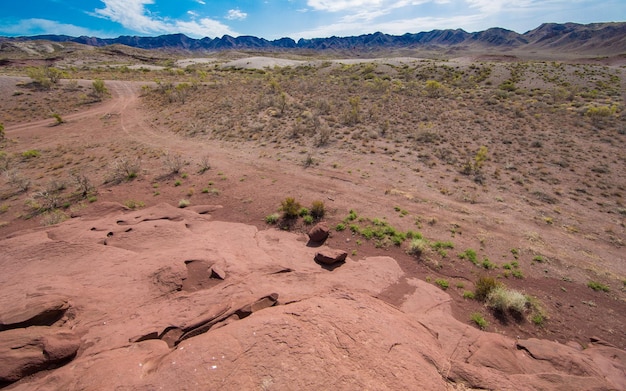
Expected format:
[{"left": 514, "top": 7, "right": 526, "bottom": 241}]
[
  {"left": 0, "top": 18, "right": 98, "bottom": 36},
  {"left": 464, "top": 0, "right": 550, "bottom": 13},
  {"left": 292, "top": 13, "right": 484, "bottom": 39},
  {"left": 295, "top": 0, "right": 550, "bottom": 39},
  {"left": 307, "top": 0, "right": 383, "bottom": 12},
  {"left": 194, "top": 0, "right": 206, "bottom": 4},
  {"left": 307, "top": 0, "right": 446, "bottom": 12},
  {"left": 93, "top": 0, "right": 237, "bottom": 38},
  {"left": 225, "top": 9, "right": 248, "bottom": 21}
]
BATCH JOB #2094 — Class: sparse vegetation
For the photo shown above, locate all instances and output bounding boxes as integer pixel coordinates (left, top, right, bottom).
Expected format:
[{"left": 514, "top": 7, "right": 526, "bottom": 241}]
[
  {"left": 123, "top": 200, "right": 145, "bottom": 209},
  {"left": 21, "top": 150, "right": 41, "bottom": 159},
  {"left": 91, "top": 79, "right": 109, "bottom": 101},
  {"left": 471, "top": 313, "right": 488, "bottom": 330},
  {"left": 587, "top": 281, "right": 610, "bottom": 292},
  {"left": 265, "top": 213, "right": 280, "bottom": 224},
  {"left": 435, "top": 278, "right": 449, "bottom": 290},
  {"left": 487, "top": 286, "right": 528, "bottom": 314},
  {"left": 458, "top": 249, "right": 478, "bottom": 265},
  {"left": 280, "top": 197, "right": 301, "bottom": 219},
  {"left": 408, "top": 238, "right": 429, "bottom": 257},
  {"left": 0, "top": 43, "right": 624, "bottom": 351},
  {"left": 475, "top": 276, "right": 501, "bottom": 301},
  {"left": 163, "top": 152, "right": 187, "bottom": 174},
  {"left": 310, "top": 200, "right": 325, "bottom": 219},
  {"left": 107, "top": 156, "right": 141, "bottom": 183},
  {"left": 197, "top": 155, "right": 211, "bottom": 174}
]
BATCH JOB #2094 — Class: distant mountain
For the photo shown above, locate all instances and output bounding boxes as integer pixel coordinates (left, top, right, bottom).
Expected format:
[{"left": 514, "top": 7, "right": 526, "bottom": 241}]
[{"left": 1, "top": 22, "right": 625, "bottom": 55}]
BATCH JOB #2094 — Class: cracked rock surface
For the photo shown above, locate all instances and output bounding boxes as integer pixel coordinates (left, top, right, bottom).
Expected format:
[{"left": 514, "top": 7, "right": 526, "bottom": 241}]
[{"left": 0, "top": 202, "right": 624, "bottom": 390}]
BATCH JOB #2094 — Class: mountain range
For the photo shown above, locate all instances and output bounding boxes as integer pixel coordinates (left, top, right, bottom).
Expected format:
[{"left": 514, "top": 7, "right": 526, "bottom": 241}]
[{"left": 1, "top": 22, "right": 626, "bottom": 55}]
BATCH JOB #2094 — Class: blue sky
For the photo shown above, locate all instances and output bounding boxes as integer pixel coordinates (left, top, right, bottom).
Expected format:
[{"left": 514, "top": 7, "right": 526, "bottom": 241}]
[{"left": 0, "top": 1, "right": 624, "bottom": 40}]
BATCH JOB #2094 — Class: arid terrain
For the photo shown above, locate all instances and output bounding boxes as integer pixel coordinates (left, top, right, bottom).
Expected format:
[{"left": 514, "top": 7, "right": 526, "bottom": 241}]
[{"left": 0, "top": 39, "right": 625, "bottom": 390}]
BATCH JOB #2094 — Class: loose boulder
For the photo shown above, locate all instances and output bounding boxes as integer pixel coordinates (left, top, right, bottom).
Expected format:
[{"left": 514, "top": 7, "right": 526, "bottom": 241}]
[
  {"left": 315, "top": 249, "right": 348, "bottom": 265},
  {"left": 308, "top": 222, "right": 329, "bottom": 243}
]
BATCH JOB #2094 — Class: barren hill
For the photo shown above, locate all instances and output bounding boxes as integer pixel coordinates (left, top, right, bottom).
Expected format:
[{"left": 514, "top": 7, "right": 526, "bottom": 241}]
[{"left": 2, "top": 22, "right": 626, "bottom": 56}]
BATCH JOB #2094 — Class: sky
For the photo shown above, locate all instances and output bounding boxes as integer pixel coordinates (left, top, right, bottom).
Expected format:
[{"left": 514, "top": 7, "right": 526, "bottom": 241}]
[{"left": 0, "top": 0, "right": 624, "bottom": 41}]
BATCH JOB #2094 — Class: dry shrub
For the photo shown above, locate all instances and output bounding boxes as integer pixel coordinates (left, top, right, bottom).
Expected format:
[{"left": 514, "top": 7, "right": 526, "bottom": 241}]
[
  {"left": 310, "top": 200, "right": 325, "bottom": 219},
  {"left": 475, "top": 276, "right": 501, "bottom": 301},
  {"left": 487, "top": 286, "right": 528, "bottom": 314},
  {"left": 107, "top": 156, "right": 141, "bottom": 184}
]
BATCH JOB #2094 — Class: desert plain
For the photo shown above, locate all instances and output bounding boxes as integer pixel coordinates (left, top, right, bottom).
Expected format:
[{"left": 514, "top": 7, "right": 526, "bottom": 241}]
[{"left": 0, "top": 39, "right": 625, "bottom": 390}]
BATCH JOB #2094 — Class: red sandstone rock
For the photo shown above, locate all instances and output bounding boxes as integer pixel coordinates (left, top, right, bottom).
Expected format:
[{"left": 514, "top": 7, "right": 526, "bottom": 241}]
[
  {"left": 0, "top": 327, "right": 80, "bottom": 383},
  {"left": 315, "top": 249, "right": 348, "bottom": 265},
  {"left": 0, "top": 203, "right": 623, "bottom": 390},
  {"left": 307, "top": 222, "right": 329, "bottom": 243}
]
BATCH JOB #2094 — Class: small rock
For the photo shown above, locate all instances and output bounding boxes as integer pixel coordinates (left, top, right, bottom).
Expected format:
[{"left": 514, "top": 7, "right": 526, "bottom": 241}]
[
  {"left": 210, "top": 265, "right": 226, "bottom": 280},
  {"left": 315, "top": 249, "right": 348, "bottom": 265},
  {"left": 308, "top": 223, "right": 329, "bottom": 243}
]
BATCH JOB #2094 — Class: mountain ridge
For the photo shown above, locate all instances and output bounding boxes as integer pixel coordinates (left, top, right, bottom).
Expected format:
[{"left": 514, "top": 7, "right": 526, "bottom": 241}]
[{"left": 1, "top": 22, "right": 625, "bottom": 55}]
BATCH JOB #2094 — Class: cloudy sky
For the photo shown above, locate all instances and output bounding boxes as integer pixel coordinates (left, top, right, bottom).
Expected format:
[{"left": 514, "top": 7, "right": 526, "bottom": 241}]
[{"left": 0, "top": 0, "right": 623, "bottom": 40}]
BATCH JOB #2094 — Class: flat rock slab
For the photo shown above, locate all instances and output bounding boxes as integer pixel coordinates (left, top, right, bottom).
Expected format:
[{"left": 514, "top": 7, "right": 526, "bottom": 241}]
[
  {"left": 0, "top": 326, "right": 80, "bottom": 382},
  {"left": 0, "top": 296, "right": 69, "bottom": 330}
]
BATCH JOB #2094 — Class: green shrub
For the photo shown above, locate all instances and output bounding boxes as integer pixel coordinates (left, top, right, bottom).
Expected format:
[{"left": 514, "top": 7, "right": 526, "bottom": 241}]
[
  {"left": 532, "top": 314, "right": 545, "bottom": 326},
  {"left": 482, "top": 258, "right": 497, "bottom": 269},
  {"left": 463, "top": 291, "right": 475, "bottom": 299},
  {"left": 459, "top": 249, "right": 478, "bottom": 265},
  {"left": 310, "top": 200, "right": 325, "bottom": 219},
  {"left": 533, "top": 255, "right": 546, "bottom": 263},
  {"left": 432, "top": 241, "right": 454, "bottom": 250},
  {"left": 587, "top": 281, "right": 610, "bottom": 292},
  {"left": 471, "top": 313, "right": 488, "bottom": 330},
  {"left": 52, "top": 113, "right": 64, "bottom": 125},
  {"left": 298, "top": 207, "right": 310, "bottom": 217},
  {"left": 92, "top": 79, "right": 109, "bottom": 100},
  {"left": 406, "top": 230, "right": 422, "bottom": 239},
  {"left": 303, "top": 215, "right": 314, "bottom": 225},
  {"left": 585, "top": 105, "right": 616, "bottom": 119},
  {"left": 124, "top": 200, "right": 145, "bottom": 209},
  {"left": 178, "top": 199, "right": 190, "bottom": 208},
  {"left": 499, "top": 80, "right": 516, "bottom": 91},
  {"left": 425, "top": 80, "right": 444, "bottom": 97},
  {"left": 435, "top": 279, "right": 449, "bottom": 290},
  {"left": 475, "top": 276, "right": 501, "bottom": 301},
  {"left": 21, "top": 149, "right": 41, "bottom": 159},
  {"left": 281, "top": 197, "right": 301, "bottom": 219},
  {"left": 345, "top": 209, "right": 358, "bottom": 221},
  {"left": 265, "top": 213, "right": 280, "bottom": 224},
  {"left": 335, "top": 223, "right": 346, "bottom": 231}
]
